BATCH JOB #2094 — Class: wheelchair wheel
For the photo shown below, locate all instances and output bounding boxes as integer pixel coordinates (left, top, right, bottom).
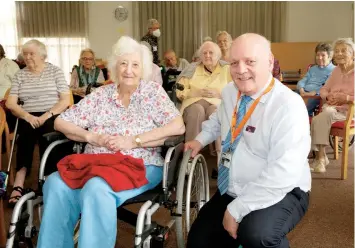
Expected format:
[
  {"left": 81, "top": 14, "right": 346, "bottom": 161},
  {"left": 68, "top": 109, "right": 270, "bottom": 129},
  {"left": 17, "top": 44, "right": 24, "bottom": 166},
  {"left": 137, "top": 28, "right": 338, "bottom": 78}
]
[
  {"left": 175, "top": 150, "right": 210, "bottom": 248},
  {"left": 329, "top": 135, "right": 355, "bottom": 152}
]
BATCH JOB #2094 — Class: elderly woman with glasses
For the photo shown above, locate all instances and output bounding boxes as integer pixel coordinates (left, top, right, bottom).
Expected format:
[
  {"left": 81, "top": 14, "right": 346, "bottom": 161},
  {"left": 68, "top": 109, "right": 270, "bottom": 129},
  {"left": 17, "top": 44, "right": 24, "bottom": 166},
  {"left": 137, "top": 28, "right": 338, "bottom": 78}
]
[
  {"left": 310, "top": 38, "right": 354, "bottom": 173},
  {"left": 70, "top": 48, "right": 105, "bottom": 100},
  {"left": 6, "top": 39, "right": 70, "bottom": 205},
  {"left": 37, "top": 36, "right": 184, "bottom": 248}
]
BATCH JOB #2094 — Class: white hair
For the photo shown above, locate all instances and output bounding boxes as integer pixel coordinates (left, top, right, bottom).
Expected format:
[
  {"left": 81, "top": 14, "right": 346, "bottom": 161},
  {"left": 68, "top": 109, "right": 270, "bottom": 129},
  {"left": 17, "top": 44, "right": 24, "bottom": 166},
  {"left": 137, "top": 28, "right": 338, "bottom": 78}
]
[
  {"left": 108, "top": 36, "right": 153, "bottom": 84},
  {"left": 21, "top": 39, "right": 47, "bottom": 59},
  {"left": 332, "top": 37, "right": 355, "bottom": 54},
  {"left": 147, "top": 18, "right": 159, "bottom": 29},
  {"left": 198, "top": 41, "right": 222, "bottom": 62},
  {"left": 203, "top": 36, "right": 213, "bottom": 42},
  {"left": 216, "top": 31, "right": 232, "bottom": 43}
]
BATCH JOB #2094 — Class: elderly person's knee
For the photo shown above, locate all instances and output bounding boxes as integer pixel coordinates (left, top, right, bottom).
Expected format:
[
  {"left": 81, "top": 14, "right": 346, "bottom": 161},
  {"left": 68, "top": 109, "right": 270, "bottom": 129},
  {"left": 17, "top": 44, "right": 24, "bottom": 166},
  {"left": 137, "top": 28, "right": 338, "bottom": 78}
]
[
  {"left": 206, "top": 104, "right": 217, "bottom": 118},
  {"left": 184, "top": 102, "right": 206, "bottom": 120},
  {"left": 238, "top": 222, "right": 282, "bottom": 248},
  {"left": 43, "top": 172, "right": 70, "bottom": 195},
  {"left": 81, "top": 177, "right": 113, "bottom": 201}
]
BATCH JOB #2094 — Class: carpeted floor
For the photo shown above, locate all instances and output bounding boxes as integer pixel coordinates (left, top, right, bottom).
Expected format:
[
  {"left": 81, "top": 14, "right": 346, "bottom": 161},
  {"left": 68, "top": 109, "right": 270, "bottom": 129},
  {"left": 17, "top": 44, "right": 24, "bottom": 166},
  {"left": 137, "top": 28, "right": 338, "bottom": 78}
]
[{"left": 2, "top": 146, "right": 354, "bottom": 248}]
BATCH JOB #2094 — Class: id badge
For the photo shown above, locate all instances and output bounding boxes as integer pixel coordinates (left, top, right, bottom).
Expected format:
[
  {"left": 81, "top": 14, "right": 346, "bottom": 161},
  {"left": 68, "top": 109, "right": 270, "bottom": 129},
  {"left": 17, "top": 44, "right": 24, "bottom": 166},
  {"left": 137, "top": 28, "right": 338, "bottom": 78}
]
[
  {"left": 153, "top": 46, "right": 158, "bottom": 51},
  {"left": 221, "top": 152, "right": 232, "bottom": 168}
]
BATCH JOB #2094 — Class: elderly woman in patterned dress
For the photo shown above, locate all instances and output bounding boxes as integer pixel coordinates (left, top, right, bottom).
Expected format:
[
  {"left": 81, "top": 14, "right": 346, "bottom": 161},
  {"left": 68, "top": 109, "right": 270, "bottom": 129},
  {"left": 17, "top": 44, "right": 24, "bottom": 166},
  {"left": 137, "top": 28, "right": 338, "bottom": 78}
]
[{"left": 37, "top": 36, "right": 185, "bottom": 248}]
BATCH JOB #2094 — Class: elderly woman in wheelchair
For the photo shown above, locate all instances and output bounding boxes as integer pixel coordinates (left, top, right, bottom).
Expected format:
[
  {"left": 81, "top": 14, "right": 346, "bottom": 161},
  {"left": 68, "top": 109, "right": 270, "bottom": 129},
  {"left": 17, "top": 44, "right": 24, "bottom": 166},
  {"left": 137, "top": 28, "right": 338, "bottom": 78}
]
[{"left": 35, "top": 36, "right": 185, "bottom": 248}]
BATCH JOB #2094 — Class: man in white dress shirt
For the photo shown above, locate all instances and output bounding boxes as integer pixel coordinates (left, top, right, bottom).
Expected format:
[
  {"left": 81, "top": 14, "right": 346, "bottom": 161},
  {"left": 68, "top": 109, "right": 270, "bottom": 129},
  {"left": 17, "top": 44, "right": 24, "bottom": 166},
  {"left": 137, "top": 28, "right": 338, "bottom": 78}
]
[{"left": 186, "top": 33, "right": 311, "bottom": 248}]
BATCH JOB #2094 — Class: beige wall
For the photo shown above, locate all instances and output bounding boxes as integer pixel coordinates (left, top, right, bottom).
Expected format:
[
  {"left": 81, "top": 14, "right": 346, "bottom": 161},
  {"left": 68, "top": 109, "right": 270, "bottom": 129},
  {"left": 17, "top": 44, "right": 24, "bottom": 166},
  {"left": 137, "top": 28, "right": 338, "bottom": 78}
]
[
  {"left": 88, "top": 1, "right": 134, "bottom": 59},
  {"left": 87, "top": 1, "right": 354, "bottom": 59},
  {"left": 285, "top": 1, "right": 354, "bottom": 42}
]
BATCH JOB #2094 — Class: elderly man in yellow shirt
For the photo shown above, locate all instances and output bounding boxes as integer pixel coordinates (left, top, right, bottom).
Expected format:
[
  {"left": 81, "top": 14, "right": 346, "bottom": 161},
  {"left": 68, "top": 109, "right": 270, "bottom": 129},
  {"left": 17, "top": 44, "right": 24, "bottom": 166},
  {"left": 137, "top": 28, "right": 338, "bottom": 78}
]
[{"left": 177, "top": 41, "right": 231, "bottom": 168}]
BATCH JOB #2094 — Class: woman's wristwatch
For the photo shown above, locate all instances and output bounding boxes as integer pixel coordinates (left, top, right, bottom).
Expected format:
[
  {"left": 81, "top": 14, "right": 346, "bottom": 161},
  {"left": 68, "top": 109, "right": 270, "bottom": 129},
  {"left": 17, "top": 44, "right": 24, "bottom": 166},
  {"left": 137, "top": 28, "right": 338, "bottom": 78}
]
[{"left": 134, "top": 135, "right": 142, "bottom": 147}]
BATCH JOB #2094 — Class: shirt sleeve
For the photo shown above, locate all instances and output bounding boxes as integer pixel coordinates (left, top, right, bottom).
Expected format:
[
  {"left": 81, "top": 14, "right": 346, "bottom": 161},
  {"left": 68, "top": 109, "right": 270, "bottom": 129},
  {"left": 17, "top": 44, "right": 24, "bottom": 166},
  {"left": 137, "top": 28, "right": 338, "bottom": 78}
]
[
  {"left": 147, "top": 82, "right": 180, "bottom": 126},
  {"left": 59, "top": 87, "right": 101, "bottom": 129},
  {"left": 176, "top": 77, "right": 191, "bottom": 101},
  {"left": 297, "top": 69, "right": 310, "bottom": 91},
  {"left": 195, "top": 101, "right": 222, "bottom": 147},
  {"left": 55, "top": 67, "right": 69, "bottom": 94},
  {"left": 227, "top": 97, "right": 311, "bottom": 223},
  {"left": 9, "top": 71, "right": 20, "bottom": 96},
  {"left": 320, "top": 68, "right": 337, "bottom": 100},
  {"left": 8, "top": 61, "right": 20, "bottom": 79},
  {"left": 152, "top": 66, "right": 163, "bottom": 85}
]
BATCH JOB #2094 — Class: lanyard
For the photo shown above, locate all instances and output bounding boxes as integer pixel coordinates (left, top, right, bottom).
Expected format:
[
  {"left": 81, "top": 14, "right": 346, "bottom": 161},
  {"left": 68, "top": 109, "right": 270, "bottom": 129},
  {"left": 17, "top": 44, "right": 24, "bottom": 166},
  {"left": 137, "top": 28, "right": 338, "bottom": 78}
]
[{"left": 230, "top": 78, "right": 275, "bottom": 144}]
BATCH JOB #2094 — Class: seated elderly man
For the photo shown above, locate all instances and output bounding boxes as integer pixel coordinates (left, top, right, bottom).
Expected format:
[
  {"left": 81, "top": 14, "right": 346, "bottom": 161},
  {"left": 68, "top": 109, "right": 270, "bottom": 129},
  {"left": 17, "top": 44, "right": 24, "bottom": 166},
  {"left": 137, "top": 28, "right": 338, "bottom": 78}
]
[
  {"left": 297, "top": 42, "right": 335, "bottom": 116},
  {"left": 176, "top": 41, "right": 231, "bottom": 165},
  {"left": 216, "top": 31, "right": 232, "bottom": 62},
  {"left": 6, "top": 39, "right": 70, "bottom": 205},
  {"left": 37, "top": 36, "right": 184, "bottom": 248},
  {"left": 164, "top": 49, "right": 190, "bottom": 71},
  {"left": 310, "top": 38, "right": 354, "bottom": 173}
]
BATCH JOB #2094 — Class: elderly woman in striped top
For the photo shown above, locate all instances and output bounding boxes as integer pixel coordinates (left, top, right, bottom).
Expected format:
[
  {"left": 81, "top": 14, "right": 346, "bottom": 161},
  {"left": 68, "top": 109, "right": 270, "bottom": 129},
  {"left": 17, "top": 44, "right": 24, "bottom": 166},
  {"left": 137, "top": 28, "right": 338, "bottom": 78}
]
[{"left": 6, "top": 39, "right": 70, "bottom": 205}]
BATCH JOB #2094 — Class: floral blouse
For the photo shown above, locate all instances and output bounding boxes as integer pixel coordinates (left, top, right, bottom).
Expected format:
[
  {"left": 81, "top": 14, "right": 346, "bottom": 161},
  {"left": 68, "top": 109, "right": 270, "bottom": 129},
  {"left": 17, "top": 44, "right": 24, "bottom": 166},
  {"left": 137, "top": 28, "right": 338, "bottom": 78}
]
[{"left": 60, "top": 80, "right": 181, "bottom": 166}]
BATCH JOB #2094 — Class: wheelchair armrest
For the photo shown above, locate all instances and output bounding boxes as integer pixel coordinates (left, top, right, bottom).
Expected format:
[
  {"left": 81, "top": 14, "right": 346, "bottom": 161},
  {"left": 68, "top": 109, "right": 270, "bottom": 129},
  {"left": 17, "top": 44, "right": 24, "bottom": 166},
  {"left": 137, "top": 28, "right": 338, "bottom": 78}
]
[
  {"left": 42, "top": 131, "right": 67, "bottom": 143},
  {"left": 163, "top": 135, "right": 185, "bottom": 147}
]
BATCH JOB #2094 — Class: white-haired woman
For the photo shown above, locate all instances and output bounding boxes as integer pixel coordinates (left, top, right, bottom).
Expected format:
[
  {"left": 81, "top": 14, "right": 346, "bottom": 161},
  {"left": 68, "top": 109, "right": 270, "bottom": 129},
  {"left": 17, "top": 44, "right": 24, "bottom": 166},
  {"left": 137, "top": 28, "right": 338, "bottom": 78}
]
[
  {"left": 6, "top": 39, "right": 70, "bottom": 205},
  {"left": 311, "top": 38, "right": 354, "bottom": 173},
  {"left": 37, "top": 36, "right": 184, "bottom": 248},
  {"left": 70, "top": 48, "right": 105, "bottom": 101},
  {"left": 216, "top": 31, "right": 232, "bottom": 62},
  {"left": 177, "top": 41, "right": 231, "bottom": 176}
]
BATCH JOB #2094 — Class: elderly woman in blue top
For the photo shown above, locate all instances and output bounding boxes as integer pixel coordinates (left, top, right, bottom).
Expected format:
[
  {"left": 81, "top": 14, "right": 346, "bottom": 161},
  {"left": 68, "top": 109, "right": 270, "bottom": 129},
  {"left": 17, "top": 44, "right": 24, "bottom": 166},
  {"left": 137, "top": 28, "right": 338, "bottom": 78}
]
[{"left": 297, "top": 43, "right": 335, "bottom": 116}]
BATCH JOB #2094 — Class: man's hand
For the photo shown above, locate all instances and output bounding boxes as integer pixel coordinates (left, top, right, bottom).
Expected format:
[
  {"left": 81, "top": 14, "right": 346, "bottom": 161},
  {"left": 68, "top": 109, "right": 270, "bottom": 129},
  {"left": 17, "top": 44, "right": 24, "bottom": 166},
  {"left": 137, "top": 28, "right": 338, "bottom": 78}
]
[
  {"left": 201, "top": 88, "right": 221, "bottom": 99},
  {"left": 106, "top": 135, "right": 135, "bottom": 151},
  {"left": 184, "top": 140, "right": 203, "bottom": 158},
  {"left": 86, "top": 132, "right": 111, "bottom": 148},
  {"left": 24, "top": 114, "right": 41, "bottom": 129},
  {"left": 223, "top": 209, "right": 239, "bottom": 239},
  {"left": 299, "top": 88, "right": 306, "bottom": 97}
]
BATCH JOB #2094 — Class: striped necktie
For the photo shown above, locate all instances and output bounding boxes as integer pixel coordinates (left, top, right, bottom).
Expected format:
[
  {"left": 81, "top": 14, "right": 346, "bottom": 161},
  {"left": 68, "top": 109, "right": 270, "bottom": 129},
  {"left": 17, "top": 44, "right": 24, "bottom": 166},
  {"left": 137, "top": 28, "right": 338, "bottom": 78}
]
[{"left": 217, "top": 95, "right": 252, "bottom": 195}]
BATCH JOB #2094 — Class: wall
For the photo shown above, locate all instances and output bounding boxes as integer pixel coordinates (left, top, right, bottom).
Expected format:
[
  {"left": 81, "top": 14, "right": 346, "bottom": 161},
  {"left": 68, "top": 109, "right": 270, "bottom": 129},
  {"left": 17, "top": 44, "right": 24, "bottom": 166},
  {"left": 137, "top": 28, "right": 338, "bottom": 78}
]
[
  {"left": 87, "top": 1, "right": 354, "bottom": 58},
  {"left": 285, "top": 1, "right": 354, "bottom": 42},
  {"left": 88, "top": 1, "right": 134, "bottom": 59}
]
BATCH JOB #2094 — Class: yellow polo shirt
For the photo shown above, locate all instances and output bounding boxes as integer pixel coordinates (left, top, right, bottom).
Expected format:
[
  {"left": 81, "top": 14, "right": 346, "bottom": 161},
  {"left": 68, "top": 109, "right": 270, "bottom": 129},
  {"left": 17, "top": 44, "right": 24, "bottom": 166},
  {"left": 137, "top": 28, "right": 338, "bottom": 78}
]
[{"left": 177, "top": 63, "right": 232, "bottom": 113}]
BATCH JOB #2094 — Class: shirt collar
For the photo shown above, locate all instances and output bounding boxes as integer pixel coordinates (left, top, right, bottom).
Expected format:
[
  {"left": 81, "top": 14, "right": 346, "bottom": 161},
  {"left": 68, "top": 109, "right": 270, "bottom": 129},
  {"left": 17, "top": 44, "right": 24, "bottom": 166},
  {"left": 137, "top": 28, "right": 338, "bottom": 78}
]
[
  {"left": 196, "top": 63, "right": 222, "bottom": 76},
  {"left": 241, "top": 74, "right": 273, "bottom": 104},
  {"left": 111, "top": 80, "right": 143, "bottom": 107}
]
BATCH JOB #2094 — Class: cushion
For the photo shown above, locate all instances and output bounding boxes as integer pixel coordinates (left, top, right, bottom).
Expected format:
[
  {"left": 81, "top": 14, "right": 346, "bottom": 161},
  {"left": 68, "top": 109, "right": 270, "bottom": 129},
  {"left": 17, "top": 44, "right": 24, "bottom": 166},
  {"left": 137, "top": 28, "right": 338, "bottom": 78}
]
[{"left": 331, "top": 120, "right": 355, "bottom": 129}]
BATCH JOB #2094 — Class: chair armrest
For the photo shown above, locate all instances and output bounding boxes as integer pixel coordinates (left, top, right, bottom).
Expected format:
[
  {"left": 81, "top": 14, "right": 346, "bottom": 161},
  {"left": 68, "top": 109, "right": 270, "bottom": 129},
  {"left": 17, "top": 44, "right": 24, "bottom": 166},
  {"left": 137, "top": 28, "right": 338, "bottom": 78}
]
[
  {"left": 163, "top": 135, "right": 185, "bottom": 147},
  {"left": 42, "top": 131, "right": 67, "bottom": 143},
  {"left": 345, "top": 101, "right": 355, "bottom": 129}
]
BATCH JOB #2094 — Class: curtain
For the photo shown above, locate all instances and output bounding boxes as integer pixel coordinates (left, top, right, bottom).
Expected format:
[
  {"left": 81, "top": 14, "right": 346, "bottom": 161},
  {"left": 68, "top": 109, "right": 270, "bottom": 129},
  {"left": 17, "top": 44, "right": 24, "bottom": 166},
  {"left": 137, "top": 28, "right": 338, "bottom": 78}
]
[
  {"left": 13, "top": 1, "right": 89, "bottom": 83},
  {"left": 0, "top": 0, "right": 19, "bottom": 59},
  {"left": 134, "top": 1, "right": 203, "bottom": 63},
  {"left": 135, "top": 1, "right": 287, "bottom": 64},
  {"left": 204, "top": 2, "right": 287, "bottom": 42}
]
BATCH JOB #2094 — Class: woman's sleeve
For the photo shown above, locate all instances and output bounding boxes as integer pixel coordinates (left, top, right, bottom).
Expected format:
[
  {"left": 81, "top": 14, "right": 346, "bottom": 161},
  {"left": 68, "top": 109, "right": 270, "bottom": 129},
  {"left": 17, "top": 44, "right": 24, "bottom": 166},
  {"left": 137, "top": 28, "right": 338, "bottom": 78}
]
[
  {"left": 147, "top": 83, "right": 180, "bottom": 127},
  {"left": 55, "top": 67, "right": 70, "bottom": 94},
  {"left": 176, "top": 77, "right": 190, "bottom": 101},
  {"left": 320, "top": 69, "right": 336, "bottom": 100},
  {"left": 59, "top": 88, "right": 101, "bottom": 129}
]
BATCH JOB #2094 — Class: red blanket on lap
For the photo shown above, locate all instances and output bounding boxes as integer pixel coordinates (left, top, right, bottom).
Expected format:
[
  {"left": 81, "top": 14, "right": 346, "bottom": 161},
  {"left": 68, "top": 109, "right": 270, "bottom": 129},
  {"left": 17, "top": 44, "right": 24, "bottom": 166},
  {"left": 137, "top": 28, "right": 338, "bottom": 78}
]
[{"left": 57, "top": 152, "right": 148, "bottom": 192}]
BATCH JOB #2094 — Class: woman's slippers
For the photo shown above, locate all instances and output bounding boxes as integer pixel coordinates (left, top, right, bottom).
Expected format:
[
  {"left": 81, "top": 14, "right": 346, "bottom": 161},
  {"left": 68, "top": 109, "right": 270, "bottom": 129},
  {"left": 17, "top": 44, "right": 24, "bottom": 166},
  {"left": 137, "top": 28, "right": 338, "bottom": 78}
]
[{"left": 8, "top": 186, "right": 24, "bottom": 207}]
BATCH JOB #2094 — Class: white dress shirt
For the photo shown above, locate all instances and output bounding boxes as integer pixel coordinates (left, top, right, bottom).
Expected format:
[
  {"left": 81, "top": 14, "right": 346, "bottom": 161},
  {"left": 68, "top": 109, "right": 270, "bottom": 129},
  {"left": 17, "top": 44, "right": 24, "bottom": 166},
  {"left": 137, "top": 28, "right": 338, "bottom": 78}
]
[
  {"left": 150, "top": 64, "right": 163, "bottom": 85},
  {"left": 195, "top": 76, "right": 312, "bottom": 223}
]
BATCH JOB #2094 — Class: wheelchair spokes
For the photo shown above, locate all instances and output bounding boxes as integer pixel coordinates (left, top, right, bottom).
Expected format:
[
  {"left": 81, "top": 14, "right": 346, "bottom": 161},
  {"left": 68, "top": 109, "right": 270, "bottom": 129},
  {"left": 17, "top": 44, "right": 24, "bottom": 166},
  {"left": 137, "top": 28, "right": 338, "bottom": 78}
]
[{"left": 329, "top": 135, "right": 355, "bottom": 152}]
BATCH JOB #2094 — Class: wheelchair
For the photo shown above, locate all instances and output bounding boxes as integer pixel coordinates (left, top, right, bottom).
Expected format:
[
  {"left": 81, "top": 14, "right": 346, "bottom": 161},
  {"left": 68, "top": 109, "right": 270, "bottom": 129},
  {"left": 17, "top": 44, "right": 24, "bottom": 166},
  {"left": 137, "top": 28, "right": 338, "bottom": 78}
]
[{"left": 6, "top": 132, "right": 210, "bottom": 248}]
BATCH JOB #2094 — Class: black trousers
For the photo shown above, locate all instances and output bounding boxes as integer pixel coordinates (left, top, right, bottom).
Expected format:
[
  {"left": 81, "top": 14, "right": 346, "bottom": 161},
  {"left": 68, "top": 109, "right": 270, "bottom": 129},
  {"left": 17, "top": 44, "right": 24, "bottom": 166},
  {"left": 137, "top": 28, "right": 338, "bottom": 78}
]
[
  {"left": 187, "top": 188, "right": 309, "bottom": 248},
  {"left": 16, "top": 112, "right": 56, "bottom": 176}
]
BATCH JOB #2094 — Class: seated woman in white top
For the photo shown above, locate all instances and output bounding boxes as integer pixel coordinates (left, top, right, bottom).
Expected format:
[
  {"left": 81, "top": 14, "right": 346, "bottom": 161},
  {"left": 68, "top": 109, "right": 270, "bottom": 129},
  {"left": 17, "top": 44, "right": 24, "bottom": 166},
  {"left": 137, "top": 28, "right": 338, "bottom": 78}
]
[{"left": 0, "top": 44, "right": 20, "bottom": 99}]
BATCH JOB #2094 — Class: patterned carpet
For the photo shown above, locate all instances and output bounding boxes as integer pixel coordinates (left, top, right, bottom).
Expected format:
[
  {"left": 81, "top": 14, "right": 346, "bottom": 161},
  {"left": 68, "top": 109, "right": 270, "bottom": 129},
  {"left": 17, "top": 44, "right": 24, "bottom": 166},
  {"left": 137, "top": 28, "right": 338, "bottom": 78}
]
[{"left": 2, "top": 146, "right": 354, "bottom": 248}]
